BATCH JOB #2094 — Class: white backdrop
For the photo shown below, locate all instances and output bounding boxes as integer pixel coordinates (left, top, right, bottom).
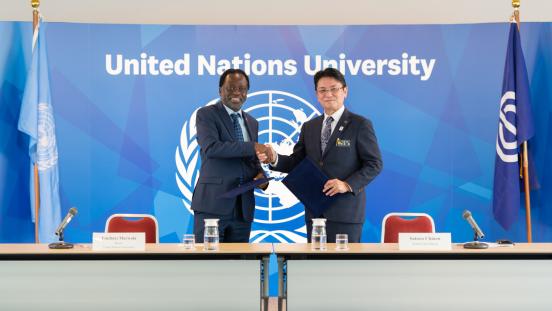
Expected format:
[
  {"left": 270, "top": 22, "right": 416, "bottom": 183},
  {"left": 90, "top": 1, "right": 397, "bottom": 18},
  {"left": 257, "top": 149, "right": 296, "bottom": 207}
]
[{"left": 1, "top": 0, "right": 552, "bottom": 24}]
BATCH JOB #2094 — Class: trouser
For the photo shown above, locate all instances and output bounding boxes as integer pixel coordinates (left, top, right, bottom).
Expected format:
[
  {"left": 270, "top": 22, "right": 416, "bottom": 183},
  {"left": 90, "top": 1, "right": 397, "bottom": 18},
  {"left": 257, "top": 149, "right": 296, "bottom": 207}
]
[
  {"left": 305, "top": 216, "right": 363, "bottom": 243},
  {"left": 193, "top": 196, "right": 252, "bottom": 243}
]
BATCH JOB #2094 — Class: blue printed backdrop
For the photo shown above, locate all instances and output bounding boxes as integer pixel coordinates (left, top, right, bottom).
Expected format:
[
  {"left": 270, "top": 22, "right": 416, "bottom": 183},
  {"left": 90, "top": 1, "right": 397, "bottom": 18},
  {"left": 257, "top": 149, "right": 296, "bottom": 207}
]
[{"left": 1, "top": 22, "right": 552, "bottom": 244}]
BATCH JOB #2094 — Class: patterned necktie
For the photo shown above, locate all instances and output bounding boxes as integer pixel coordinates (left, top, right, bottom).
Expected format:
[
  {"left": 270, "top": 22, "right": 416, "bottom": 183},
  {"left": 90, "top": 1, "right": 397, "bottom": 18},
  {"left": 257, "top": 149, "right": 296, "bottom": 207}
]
[
  {"left": 321, "top": 116, "right": 333, "bottom": 153},
  {"left": 230, "top": 113, "right": 245, "bottom": 142},
  {"left": 230, "top": 113, "right": 245, "bottom": 185}
]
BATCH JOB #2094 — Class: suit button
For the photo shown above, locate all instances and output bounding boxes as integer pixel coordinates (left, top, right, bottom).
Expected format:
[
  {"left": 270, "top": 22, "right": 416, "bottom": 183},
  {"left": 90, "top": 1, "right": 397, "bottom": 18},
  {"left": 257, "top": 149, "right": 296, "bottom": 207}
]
[{"left": 319, "top": 161, "right": 323, "bottom": 166}]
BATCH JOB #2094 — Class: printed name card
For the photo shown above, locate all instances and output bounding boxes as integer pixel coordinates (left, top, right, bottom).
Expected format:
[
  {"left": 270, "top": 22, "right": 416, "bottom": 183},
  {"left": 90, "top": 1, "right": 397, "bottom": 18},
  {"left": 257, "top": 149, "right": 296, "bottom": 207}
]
[
  {"left": 398, "top": 233, "right": 452, "bottom": 251},
  {"left": 92, "top": 232, "right": 146, "bottom": 251}
]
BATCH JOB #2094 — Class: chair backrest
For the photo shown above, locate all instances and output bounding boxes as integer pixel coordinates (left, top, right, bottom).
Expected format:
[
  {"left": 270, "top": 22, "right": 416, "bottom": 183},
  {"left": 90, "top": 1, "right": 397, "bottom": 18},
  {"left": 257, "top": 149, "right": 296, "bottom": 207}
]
[
  {"left": 381, "top": 212, "right": 435, "bottom": 243},
  {"left": 105, "top": 214, "right": 159, "bottom": 243}
]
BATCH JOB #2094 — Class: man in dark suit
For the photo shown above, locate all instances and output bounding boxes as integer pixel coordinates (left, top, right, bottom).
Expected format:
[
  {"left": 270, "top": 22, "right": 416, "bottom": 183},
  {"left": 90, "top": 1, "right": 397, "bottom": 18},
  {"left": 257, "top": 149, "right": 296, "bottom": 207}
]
[
  {"left": 192, "top": 69, "right": 270, "bottom": 243},
  {"left": 258, "top": 68, "right": 383, "bottom": 243}
]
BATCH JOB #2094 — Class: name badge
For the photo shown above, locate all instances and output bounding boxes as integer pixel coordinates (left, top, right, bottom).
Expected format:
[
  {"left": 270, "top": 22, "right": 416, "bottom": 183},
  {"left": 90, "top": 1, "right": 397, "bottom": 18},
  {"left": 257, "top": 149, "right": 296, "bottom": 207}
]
[
  {"left": 398, "top": 233, "right": 452, "bottom": 251},
  {"left": 92, "top": 232, "right": 146, "bottom": 251},
  {"left": 336, "top": 138, "right": 351, "bottom": 147}
]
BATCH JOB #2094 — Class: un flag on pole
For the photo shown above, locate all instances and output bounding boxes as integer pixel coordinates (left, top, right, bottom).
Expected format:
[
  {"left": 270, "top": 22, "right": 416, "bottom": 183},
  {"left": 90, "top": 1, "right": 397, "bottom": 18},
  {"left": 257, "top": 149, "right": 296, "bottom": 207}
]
[
  {"left": 492, "top": 22, "right": 535, "bottom": 230},
  {"left": 18, "top": 20, "right": 62, "bottom": 243}
]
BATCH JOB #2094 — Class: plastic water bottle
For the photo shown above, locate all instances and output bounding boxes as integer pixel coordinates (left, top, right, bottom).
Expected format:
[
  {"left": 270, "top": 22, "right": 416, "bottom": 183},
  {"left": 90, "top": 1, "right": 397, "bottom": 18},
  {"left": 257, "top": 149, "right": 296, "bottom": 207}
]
[
  {"left": 311, "top": 218, "right": 327, "bottom": 250},
  {"left": 204, "top": 219, "right": 220, "bottom": 251}
]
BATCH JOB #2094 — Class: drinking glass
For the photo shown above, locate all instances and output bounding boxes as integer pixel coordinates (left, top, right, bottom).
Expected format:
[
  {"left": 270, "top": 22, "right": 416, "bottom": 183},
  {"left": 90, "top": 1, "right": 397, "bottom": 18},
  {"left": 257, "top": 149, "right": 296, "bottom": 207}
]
[
  {"left": 182, "top": 234, "right": 195, "bottom": 250},
  {"left": 335, "top": 234, "right": 348, "bottom": 250}
]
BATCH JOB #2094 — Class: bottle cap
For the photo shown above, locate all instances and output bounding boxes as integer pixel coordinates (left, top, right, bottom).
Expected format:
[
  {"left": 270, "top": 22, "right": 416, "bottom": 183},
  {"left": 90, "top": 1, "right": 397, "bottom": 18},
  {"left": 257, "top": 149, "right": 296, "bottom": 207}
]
[
  {"left": 204, "top": 218, "right": 220, "bottom": 226},
  {"left": 312, "top": 218, "right": 326, "bottom": 226}
]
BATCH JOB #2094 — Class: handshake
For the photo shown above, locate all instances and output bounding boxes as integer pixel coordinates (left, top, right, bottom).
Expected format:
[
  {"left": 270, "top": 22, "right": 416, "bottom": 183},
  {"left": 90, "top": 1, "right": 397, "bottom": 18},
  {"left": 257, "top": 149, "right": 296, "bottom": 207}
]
[{"left": 254, "top": 143, "right": 276, "bottom": 164}]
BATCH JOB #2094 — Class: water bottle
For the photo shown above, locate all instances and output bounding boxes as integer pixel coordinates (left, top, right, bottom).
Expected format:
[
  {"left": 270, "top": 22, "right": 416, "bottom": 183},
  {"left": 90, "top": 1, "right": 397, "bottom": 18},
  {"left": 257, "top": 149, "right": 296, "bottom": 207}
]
[
  {"left": 311, "top": 218, "right": 327, "bottom": 250},
  {"left": 204, "top": 218, "right": 220, "bottom": 251}
]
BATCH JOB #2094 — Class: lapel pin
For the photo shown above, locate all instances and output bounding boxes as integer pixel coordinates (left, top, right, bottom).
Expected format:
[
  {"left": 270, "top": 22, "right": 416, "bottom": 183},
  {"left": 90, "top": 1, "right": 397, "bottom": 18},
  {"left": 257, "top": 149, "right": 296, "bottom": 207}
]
[{"left": 339, "top": 126, "right": 344, "bottom": 131}]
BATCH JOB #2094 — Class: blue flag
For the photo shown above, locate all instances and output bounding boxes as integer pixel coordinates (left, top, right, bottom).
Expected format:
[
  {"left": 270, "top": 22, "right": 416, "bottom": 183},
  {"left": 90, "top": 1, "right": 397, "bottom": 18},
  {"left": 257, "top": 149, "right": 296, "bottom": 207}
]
[
  {"left": 492, "top": 22, "right": 535, "bottom": 230},
  {"left": 18, "top": 21, "right": 62, "bottom": 243}
]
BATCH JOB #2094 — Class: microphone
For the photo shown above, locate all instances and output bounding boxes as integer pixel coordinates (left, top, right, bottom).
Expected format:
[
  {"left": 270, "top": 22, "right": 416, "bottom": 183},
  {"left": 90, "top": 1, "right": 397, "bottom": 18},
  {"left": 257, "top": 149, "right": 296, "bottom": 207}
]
[
  {"left": 462, "top": 210, "right": 488, "bottom": 249},
  {"left": 55, "top": 207, "right": 78, "bottom": 236},
  {"left": 462, "top": 210, "right": 484, "bottom": 239},
  {"left": 49, "top": 207, "right": 78, "bottom": 249}
]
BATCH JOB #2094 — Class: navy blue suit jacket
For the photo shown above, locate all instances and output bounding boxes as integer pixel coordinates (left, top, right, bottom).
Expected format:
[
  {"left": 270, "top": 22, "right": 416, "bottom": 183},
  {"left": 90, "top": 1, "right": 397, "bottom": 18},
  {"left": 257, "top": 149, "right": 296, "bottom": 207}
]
[
  {"left": 191, "top": 101, "right": 262, "bottom": 222},
  {"left": 273, "top": 109, "right": 383, "bottom": 224}
]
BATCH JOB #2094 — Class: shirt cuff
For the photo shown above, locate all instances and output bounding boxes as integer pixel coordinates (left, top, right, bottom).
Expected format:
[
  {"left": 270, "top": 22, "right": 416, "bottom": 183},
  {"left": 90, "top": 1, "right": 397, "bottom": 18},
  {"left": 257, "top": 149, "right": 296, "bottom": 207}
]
[
  {"left": 270, "top": 152, "right": 279, "bottom": 167},
  {"left": 345, "top": 182, "right": 353, "bottom": 193}
]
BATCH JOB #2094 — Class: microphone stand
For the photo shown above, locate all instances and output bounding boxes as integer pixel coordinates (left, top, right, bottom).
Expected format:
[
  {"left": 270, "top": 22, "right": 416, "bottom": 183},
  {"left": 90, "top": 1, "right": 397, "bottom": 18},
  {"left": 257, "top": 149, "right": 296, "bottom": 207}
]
[
  {"left": 463, "top": 232, "right": 489, "bottom": 249},
  {"left": 48, "top": 231, "right": 74, "bottom": 249}
]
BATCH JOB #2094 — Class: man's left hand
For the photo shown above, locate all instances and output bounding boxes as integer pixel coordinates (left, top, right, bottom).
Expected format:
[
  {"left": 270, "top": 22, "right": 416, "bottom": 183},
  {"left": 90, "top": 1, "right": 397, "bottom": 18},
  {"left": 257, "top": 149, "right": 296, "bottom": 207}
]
[
  {"left": 254, "top": 172, "right": 269, "bottom": 190},
  {"left": 323, "top": 179, "right": 351, "bottom": 196}
]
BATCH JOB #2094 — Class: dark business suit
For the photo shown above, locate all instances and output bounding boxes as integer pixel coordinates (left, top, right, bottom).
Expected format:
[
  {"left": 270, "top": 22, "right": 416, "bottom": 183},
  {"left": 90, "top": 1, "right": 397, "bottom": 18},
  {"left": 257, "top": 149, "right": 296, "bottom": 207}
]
[
  {"left": 191, "top": 101, "right": 262, "bottom": 242},
  {"left": 273, "top": 109, "right": 382, "bottom": 242}
]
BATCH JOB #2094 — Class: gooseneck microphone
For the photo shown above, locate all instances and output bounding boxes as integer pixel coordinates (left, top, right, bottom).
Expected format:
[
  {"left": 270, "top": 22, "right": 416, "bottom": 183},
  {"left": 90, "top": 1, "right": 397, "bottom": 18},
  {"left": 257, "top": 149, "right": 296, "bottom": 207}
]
[
  {"left": 462, "top": 210, "right": 484, "bottom": 239},
  {"left": 49, "top": 207, "right": 78, "bottom": 249},
  {"left": 55, "top": 207, "right": 78, "bottom": 236},
  {"left": 462, "top": 210, "right": 488, "bottom": 249}
]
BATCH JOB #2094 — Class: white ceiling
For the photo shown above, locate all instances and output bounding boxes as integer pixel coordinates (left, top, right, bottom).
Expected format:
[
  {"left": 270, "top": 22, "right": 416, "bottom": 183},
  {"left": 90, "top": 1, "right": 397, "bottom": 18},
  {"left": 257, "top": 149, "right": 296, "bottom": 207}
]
[{"left": 1, "top": 0, "right": 551, "bottom": 25}]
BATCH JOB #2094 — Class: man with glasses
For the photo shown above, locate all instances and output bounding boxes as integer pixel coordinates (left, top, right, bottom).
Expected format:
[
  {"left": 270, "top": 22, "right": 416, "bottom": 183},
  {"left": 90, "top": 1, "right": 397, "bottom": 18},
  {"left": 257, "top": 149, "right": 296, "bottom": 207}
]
[
  {"left": 258, "top": 67, "right": 383, "bottom": 243},
  {"left": 192, "top": 68, "right": 271, "bottom": 243}
]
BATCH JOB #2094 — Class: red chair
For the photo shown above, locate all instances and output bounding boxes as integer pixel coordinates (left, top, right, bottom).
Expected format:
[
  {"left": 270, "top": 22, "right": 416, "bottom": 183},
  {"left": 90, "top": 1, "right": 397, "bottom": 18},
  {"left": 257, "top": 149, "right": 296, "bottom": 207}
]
[
  {"left": 381, "top": 213, "right": 435, "bottom": 243},
  {"left": 105, "top": 214, "right": 159, "bottom": 243}
]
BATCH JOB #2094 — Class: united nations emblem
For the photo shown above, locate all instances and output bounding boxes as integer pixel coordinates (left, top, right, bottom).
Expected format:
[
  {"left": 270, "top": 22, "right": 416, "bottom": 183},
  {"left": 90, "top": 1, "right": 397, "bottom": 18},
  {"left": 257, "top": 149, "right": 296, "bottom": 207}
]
[
  {"left": 175, "top": 90, "right": 321, "bottom": 243},
  {"left": 36, "top": 102, "right": 59, "bottom": 171},
  {"left": 496, "top": 91, "right": 518, "bottom": 163}
]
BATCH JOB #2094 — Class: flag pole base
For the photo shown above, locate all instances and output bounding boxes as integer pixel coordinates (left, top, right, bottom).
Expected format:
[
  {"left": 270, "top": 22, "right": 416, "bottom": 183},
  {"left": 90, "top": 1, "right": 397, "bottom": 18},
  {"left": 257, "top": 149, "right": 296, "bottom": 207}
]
[
  {"left": 48, "top": 241, "right": 74, "bottom": 249},
  {"left": 463, "top": 241, "right": 489, "bottom": 249}
]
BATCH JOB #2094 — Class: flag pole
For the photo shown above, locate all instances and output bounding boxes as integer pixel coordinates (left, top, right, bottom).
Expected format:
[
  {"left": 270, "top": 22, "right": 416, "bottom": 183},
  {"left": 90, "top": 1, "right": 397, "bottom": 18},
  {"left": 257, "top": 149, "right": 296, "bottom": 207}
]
[
  {"left": 523, "top": 142, "right": 532, "bottom": 243},
  {"left": 512, "top": 0, "right": 533, "bottom": 243},
  {"left": 31, "top": 0, "right": 41, "bottom": 244}
]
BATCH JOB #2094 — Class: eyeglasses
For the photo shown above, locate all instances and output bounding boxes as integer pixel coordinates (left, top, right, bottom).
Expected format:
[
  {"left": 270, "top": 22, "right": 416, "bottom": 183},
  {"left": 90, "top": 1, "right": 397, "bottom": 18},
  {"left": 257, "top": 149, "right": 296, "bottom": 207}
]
[
  {"left": 224, "top": 86, "right": 248, "bottom": 93},
  {"left": 316, "top": 86, "right": 344, "bottom": 95}
]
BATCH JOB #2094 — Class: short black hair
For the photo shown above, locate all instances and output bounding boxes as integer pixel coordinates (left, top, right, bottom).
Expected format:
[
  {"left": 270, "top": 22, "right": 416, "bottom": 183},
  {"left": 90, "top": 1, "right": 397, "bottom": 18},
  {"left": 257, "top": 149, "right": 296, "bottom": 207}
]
[
  {"left": 314, "top": 67, "right": 347, "bottom": 89},
  {"left": 219, "top": 68, "right": 250, "bottom": 90}
]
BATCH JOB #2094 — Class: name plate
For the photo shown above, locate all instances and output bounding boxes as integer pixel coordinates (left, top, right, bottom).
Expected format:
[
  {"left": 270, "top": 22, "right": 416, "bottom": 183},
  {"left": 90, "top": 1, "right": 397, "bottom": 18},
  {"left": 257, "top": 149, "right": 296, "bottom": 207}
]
[
  {"left": 398, "top": 233, "right": 452, "bottom": 250},
  {"left": 92, "top": 232, "right": 146, "bottom": 251}
]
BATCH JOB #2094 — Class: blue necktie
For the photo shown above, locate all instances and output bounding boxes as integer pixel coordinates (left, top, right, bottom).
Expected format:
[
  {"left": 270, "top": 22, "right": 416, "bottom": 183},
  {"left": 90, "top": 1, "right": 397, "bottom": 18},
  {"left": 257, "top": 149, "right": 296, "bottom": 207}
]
[
  {"left": 321, "top": 116, "right": 333, "bottom": 153},
  {"left": 230, "top": 113, "right": 245, "bottom": 185},
  {"left": 230, "top": 113, "right": 245, "bottom": 142}
]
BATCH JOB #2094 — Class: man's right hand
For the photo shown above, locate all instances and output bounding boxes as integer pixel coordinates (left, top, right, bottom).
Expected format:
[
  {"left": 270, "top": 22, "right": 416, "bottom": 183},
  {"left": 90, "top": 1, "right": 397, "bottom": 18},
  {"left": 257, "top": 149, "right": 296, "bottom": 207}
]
[{"left": 255, "top": 143, "right": 275, "bottom": 164}]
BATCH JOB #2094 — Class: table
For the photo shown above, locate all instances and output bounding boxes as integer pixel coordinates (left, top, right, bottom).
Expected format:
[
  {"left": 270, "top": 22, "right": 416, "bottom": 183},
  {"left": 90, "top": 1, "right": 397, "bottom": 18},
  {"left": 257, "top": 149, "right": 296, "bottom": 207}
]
[
  {"left": 0, "top": 243, "right": 272, "bottom": 311},
  {"left": 274, "top": 243, "right": 552, "bottom": 311}
]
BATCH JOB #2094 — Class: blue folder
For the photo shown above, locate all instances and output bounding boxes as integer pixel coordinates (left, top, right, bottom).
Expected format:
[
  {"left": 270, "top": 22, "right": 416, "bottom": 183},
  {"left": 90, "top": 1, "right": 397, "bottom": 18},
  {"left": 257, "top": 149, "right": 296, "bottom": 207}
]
[
  {"left": 219, "top": 177, "right": 273, "bottom": 198},
  {"left": 282, "top": 157, "right": 336, "bottom": 217}
]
